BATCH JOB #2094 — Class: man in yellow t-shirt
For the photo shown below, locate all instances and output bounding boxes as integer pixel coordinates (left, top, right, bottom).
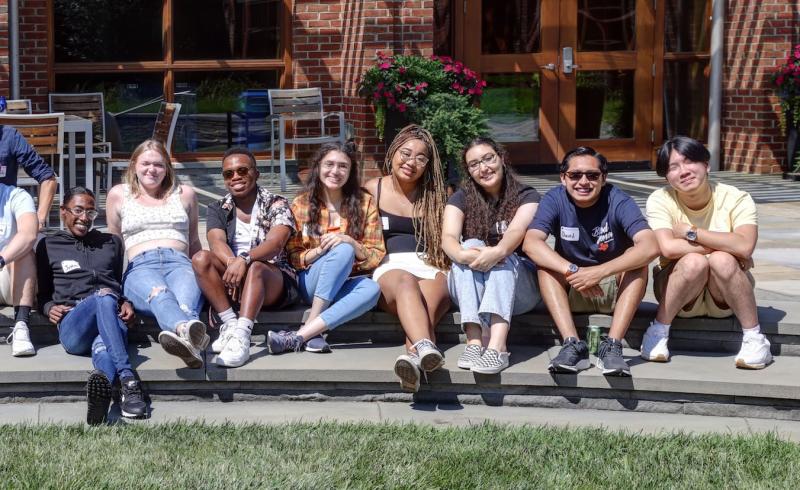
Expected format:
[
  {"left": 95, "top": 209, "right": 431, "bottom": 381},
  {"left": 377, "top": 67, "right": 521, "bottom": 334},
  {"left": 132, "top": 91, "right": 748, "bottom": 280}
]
[{"left": 643, "top": 136, "right": 770, "bottom": 370}]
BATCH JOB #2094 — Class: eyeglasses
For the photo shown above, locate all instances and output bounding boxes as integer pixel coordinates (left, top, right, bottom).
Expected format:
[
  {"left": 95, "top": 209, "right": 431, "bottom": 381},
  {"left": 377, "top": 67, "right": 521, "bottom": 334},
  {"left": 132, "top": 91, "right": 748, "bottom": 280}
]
[
  {"left": 65, "top": 207, "right": 98, "bottom": 220},
  {"left": 564, "top": 171, "right": 603, "bottom": 182},
  {"left": 466, "top": 153, "right": 497, "bottom": 172},
  {"left": 398, "top": 149, "right": 429, "bottom": 167},
  {"left": 222, "top": 166, "right": 253, "bottom": 180}
]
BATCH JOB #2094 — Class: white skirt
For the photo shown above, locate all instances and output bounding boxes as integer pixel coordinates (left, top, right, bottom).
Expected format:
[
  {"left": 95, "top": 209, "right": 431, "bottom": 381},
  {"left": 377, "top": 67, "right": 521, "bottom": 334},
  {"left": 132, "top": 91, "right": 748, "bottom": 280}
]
[{"left": 372, "top": 252, "right": 446, "bottom": 282}]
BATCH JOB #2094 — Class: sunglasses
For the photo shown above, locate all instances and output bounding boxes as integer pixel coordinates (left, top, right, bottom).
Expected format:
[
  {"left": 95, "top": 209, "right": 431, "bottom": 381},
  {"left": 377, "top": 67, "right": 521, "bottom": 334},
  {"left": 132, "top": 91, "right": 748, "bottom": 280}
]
[
  {"left": 222, "top": 166, "right": 253, "bottom": 180},
  {"left": 564, "top": 171, "right": 603, "bottom": 182}
]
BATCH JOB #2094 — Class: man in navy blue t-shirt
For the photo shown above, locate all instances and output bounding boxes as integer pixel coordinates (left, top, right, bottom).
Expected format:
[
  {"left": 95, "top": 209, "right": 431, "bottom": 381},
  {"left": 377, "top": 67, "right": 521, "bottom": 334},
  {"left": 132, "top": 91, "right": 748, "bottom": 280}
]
[{"left": 523, "top": 147, "right": 658, "bottom": 376}]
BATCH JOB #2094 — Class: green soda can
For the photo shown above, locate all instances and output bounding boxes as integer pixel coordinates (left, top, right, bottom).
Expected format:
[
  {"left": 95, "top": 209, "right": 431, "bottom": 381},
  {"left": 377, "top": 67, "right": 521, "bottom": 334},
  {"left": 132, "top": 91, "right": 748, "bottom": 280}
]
[{"left": 587, "top": 325, "right": 601, "bottom": 354}]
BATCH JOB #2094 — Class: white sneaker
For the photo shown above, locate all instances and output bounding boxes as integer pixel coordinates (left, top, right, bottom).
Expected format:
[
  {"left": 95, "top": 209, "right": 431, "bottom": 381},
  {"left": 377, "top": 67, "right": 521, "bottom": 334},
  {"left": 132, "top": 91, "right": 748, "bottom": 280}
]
[
  {"left": 640, "top": 323, "right": 670, "bottom": 362},
  {"left": 217, "top": 329, "right": 251, "bottom": 368},
  {"left": 394, "top": 353, "right": 421, "bottom": 393},
  {"left": 7, "top": 321, "right": 35, "bottom": 357},
  {"left": 735, "top": 333, "right": 772, "bottom": 369},
  {"left": 211, "top": 319, "right": 237, "bottom": 354}
]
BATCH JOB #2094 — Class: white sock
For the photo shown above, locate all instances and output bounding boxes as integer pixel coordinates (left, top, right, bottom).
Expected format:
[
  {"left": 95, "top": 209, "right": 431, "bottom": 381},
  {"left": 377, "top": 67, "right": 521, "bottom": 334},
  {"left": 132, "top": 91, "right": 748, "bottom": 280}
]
[
  {"left": 651, "top": 319, "right": 670, "bottom": 336},
  {"left": 237, "top": 317, "right": 254, "bottom": 332},
  {"left": 743, "top": 324, "right": 761, "bottom": 338},
  {"left": 219, "top": 308, "right": 237, "bottom": 323}
]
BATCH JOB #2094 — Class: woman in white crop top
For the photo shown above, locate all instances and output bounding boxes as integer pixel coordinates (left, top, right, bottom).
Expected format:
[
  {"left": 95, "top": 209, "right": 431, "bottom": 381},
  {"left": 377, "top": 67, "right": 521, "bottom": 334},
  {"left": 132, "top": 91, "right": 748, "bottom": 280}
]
[{"left": 106, "top": 139, "right": 208, "bottom": 369}]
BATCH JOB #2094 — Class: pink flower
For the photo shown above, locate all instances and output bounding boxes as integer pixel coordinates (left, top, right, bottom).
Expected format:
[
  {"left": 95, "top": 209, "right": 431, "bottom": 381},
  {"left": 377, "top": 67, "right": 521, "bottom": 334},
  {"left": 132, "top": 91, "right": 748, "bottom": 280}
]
[
  {"left": 480, "top": 80, "right": 487, "bottom": 87},
  {"left": 398, "top": 66, "right": 407, "bottom": 74},
  {"left": 380, "top": 62, "right": 392, "bottom": 70},
  {"left": 443, "top": 64, "right": 453, "bottom": 72},
  {"left": 376, "top": 82, "right": 384, "bottom": 90},
  {"left": 451, "top": 82, "right": 461, "bottom": 90},
  {"left": 396, "top": 103, "right": 407, "bottom": 112},
  {"left": 777, "top": 75, "right": 785, "bottom": 85}
]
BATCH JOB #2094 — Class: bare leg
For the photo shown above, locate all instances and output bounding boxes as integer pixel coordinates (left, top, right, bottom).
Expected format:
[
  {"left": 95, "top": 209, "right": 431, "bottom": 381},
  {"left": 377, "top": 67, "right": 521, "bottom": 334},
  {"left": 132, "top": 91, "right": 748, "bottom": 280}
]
[
  {"left": 191, "top": 250, "right": 233, "bottom": 313},
  {"left": 464, "top": 323, "right": 482, "bottom": 346},
  {"left": 706, "top": 251, "right": 758, "bottom": 329},
  {"left": 537, "top": 268, "right": 577, "bottom": 339},
  {"left": 655, "top": 253, "right": 709, "bottom": 324},
  {"left": 378, "top": 271, "right": 449, "bottom": 351},
  {"left": 608, "top": 266, "right": 648, "bottom": 340},
  {"left": 238, "top": 261, "right": 286, "bottom": 320},
  {"left": 486, "top": 314, "right": 510, "bottom": 352}
]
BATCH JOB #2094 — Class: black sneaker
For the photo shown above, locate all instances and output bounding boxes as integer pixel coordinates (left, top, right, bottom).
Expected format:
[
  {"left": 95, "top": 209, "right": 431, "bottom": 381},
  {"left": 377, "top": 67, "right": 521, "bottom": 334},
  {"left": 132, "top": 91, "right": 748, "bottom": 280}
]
[
  {"left": 120, "top": 378, "right": 148, "bottom": 419},
  {"left": 86, "top": 370, "right": 112, "bottom": 426},
  {"left": 597, "top": 337, "right": 631, "bottom": 376},
  {"left": 548, "top": 337, "right": 590, "bottom": 373}
]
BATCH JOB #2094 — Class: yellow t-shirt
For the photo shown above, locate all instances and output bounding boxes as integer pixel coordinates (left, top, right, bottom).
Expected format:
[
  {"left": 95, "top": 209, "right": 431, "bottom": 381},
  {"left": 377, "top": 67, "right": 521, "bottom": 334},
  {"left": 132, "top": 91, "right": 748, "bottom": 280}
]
[{"left": 646, "top": 182, "right": 757, "bottom": 267}]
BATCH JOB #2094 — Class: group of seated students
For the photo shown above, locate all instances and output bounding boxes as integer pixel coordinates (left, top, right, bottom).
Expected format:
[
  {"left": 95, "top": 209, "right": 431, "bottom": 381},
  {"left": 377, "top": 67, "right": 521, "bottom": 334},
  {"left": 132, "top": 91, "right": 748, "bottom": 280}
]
[{"left": 0, "top": 124, "right": 768, "bottom": 425}]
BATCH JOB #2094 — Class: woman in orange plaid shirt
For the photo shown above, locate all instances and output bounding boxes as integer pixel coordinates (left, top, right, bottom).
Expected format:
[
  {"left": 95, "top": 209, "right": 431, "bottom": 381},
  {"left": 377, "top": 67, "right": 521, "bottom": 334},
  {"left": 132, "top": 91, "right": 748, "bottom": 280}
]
[{"left": 268, "top": 141, "right": 385, "bottom": 354}]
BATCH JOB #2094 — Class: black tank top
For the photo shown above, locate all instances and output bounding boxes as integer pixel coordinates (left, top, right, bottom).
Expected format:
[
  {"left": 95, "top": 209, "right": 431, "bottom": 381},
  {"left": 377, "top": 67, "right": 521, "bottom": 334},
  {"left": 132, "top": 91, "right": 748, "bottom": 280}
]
[{"left": 377, "top": 178, "right": 423, "bottom": 254}]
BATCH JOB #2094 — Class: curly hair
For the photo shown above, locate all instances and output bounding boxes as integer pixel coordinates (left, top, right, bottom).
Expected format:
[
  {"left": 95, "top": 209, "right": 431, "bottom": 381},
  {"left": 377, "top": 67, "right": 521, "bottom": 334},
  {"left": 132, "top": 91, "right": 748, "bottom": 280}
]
[
  {"left": 303, "top": 140, "right": 366, "bottom": 240},
  {"left": 384, "top": 125, "right": 450, "bottom": 270},
  {"left": 459, "top": 137, "right": 521, "bottom": 242}
]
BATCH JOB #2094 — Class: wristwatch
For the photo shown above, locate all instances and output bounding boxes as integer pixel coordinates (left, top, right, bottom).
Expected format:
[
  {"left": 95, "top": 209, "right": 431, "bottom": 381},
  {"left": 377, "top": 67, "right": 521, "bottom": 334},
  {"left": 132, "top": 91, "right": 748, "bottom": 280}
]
[
  {"left": 238, "top": 252, "right": 252, "bottom": 266},
  {"left": 565, "top": 263, "right": 579, "bottom": 277},
  {"left": 0, "top": 255, "right": 5, "bottom": 271},
  {"left": 686, "top": 225, "right": 698, "bottom": 243}
]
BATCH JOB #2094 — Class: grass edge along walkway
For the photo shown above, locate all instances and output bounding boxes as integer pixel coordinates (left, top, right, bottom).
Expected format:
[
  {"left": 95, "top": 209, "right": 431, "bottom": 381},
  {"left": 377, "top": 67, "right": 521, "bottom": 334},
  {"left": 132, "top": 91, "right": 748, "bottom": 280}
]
[{"left": 0, "top": 421, "right": 798, "bottom": 488}]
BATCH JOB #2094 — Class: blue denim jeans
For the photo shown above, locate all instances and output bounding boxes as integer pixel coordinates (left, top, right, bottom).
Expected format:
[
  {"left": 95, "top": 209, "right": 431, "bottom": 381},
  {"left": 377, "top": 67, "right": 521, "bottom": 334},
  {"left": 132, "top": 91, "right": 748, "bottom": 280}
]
[
  {"left": 58, "top": 291, "right": 133, "bottom": 384},
  {"left": 448, "top": 238, "right": 541, "bottom": 329},
  {"left": 123, "top": 247, "right": 204, "bottom": 332},
  {"left": 298, "top": 243, "right": 381, "bottom": 330}
]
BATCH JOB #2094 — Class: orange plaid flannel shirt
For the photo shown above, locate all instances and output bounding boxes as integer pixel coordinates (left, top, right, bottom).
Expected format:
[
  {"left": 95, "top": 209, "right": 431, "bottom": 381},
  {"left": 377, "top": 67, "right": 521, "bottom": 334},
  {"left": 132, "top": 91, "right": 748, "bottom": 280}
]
[{"left": 288, "top": 191, "right": 386, "bottom": 273}]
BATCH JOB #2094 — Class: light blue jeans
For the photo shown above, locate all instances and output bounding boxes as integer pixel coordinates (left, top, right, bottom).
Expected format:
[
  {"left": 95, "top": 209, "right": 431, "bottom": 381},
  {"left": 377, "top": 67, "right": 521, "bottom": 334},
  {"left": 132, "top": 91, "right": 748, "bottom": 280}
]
[
  {"left": 448, "top": 238, "right": 540, "bottom": 329},
  {"left": 298, "top": 243, "right": 381, "bottom": 330},
  {"left": 123, "top": 247, "right": 204, "bottom": 332}
]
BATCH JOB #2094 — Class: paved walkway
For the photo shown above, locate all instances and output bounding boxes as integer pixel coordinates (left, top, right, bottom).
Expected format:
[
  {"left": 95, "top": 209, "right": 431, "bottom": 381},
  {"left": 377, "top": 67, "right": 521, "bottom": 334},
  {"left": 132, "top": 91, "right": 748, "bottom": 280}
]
[{"left": 4, "top": 400, "right": 800, "bottom": 440}]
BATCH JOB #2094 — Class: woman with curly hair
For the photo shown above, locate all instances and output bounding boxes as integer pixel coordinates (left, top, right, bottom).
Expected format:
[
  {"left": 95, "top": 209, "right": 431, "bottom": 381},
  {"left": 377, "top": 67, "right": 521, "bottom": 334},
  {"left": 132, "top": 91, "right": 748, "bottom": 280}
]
[
  {"left": 441, "top": 137, "right": 541, "bottom": 374},
  {"left": 268, "top": 141, "right": 384, "bottom": 354},
  {"left": 364, "top": 125, "right": 450, "bottom": 392}
]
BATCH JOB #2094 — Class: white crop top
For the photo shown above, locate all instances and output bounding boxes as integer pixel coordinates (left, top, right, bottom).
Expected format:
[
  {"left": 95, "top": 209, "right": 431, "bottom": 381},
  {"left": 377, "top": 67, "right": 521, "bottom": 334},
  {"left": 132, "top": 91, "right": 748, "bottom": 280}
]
[{"left": 120, "top": 186, "right": 190, "bottom": 250}]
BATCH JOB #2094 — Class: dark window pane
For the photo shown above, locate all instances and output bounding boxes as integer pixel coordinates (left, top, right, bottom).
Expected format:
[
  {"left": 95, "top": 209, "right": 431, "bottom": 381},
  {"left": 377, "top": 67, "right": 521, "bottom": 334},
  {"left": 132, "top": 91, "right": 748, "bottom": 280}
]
[
  {"left": 173, "top": 0, "right": 281, "bottom": 60},
  {"left": 173, "top": 71, "right": 280, "bottom": 153},
  {"left": 482, "top": 73, "right": 541, "bottom": 142},
  {"left": 577, "top": 0, "right": 635, "bottom": 51},
  {"left": 55, "top": 73, "right": 165, "bottom": 153},
  {"left": 576, "top": 71, "right": 634, "bottom": 140},
  {"left": 54, "top": 0, "right": 162, "bottom": 62},
  {"left": 663, "top": 61, "right": 709, "bottom": 141},
  {"left": 434, "top": 0, "right": 454, "bottom": 56},
  {"left": 665, "top": 0, "right": 710, "bottom": 53},
  {"left": 482, "top": 1, "right": 541, "bottom": 54}
]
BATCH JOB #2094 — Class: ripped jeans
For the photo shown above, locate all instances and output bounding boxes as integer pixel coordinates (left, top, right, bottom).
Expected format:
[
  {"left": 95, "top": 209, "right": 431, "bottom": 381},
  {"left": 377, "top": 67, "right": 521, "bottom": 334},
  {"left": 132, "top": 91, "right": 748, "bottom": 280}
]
[{"left": 123, "top": 247, "right": 204, "bottom": 332}]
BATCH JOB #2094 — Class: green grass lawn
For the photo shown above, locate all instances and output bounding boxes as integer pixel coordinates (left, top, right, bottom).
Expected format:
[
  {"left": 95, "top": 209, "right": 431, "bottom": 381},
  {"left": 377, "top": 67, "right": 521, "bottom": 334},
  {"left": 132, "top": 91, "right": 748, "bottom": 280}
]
[{"left": 1, "top": 422, "right": 798, "bottom": 488}]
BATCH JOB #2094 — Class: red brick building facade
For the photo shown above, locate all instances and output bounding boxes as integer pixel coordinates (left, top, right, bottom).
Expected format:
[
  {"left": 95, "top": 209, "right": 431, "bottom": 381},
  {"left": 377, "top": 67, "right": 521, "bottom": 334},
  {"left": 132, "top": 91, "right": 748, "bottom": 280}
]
[{"left": 0, "top": 0, "right": 798, "bottom": 173}]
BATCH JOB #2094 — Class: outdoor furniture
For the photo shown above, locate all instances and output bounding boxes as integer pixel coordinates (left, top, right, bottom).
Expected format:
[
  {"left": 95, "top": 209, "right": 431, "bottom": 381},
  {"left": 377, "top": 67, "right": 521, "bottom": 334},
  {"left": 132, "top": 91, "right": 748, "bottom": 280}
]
[
  {"left": 2, "top": 99, "right": 32, "bottom": 114},
  {"left": 233, "top": 89, "right": 270, "bottom": 149},
  {"left": 106, "top": 102, "right": 182, "bottom": 189},
  {"left": 0, "top": 113, "right": 65, "bottom": 226},
  {"left": 268, "top": 88, "right": 346, "bottom": 191}
]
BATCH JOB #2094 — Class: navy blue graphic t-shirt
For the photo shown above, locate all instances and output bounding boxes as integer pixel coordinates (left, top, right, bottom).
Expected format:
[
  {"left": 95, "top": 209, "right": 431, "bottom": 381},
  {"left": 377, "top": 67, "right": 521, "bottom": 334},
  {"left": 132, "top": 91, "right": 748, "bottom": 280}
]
[{"left": 529, "top": 184, "right": 649, "bottom": 266}]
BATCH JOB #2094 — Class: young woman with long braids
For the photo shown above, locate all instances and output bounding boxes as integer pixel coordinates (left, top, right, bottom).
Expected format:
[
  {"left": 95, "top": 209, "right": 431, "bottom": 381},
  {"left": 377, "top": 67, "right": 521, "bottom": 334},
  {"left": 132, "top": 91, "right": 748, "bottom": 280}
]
[
  {"left": 441, "top": 137, "right": 541, "bottom": 374},
  {"left": 268, "top": 141, "right": 383, "bottom": 354},
  {"left": 364, "top": 125, "right": 450, "bottom": 392}
]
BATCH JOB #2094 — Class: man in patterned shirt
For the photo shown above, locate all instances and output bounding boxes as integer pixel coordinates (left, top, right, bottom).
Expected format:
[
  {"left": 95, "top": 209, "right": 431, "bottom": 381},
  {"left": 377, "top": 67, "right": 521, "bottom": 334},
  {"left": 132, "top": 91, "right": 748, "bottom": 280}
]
[{"left": 192, "top": 147, "right": 298, "bottom": 368}]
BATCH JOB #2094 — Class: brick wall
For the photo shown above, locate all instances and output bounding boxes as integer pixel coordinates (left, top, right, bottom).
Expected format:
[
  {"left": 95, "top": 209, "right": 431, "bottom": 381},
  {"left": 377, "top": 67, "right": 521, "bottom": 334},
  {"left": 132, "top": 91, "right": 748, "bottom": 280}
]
[
  {"left": 723, "top": 0, "right": 800, "bottom": 173},
  {"left": 0, "top": 0, "right": 9, "bottom": 95},
  {"left": 292, "top": 0, "right": 434, "bottom": 174},
  {"left": 0, "top": 0, "right": 48, "bottom": 109}
]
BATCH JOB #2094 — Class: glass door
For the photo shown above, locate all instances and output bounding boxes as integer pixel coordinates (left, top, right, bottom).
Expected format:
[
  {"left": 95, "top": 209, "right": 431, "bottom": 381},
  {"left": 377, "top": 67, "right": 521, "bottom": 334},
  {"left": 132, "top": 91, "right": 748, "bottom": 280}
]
[{"left": 460, "top": 0, "right": 655, "bottom": 166}]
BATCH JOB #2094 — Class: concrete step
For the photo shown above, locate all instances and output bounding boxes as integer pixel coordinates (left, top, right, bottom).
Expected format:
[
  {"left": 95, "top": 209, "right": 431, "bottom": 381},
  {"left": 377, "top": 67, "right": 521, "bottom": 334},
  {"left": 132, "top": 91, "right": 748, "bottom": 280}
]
[
  {"left": 2, "top": 301, "right": 797, "bottom": 355},
  {"left": 1, "top": 341, "right": 799, "bottom": 420}
]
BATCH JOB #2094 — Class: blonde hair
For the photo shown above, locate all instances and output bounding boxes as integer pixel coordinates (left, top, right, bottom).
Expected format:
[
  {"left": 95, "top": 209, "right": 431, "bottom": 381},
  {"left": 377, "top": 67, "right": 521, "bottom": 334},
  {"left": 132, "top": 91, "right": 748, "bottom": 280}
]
[
  {"left": 384, "top": 125, "right": 450, "bottom": 270},
  {"left": 125, "top": 139, "right": 177, "bottom": 198}
]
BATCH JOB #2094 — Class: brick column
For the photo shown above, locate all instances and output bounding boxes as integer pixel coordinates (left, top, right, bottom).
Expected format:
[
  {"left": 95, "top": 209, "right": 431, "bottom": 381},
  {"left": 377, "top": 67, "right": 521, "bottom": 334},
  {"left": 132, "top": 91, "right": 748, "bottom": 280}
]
[
  {"left": 293, "top": 0, "right": 434, "bottom": 175},
  {"left": 723, "top": 0, "right": 800, "bottom": 173}
]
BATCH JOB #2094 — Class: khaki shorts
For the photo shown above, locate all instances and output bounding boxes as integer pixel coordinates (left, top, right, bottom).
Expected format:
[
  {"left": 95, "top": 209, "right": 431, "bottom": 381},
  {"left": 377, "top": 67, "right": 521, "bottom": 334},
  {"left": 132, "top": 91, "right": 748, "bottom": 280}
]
[
  {"left": 653, "top": 261, "right": 754, "bottom": 318},
  {"left": 568, "top": 275, "right": 618, "bottom": 314},
  {"left": 0, "top": 268, "right": 11, "bottom": 306}
]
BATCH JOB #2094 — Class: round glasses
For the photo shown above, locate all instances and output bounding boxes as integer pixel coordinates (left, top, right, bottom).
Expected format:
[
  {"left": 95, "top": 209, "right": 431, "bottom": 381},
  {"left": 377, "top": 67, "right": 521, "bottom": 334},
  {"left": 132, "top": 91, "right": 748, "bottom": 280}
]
[
  {"left": 398, "top": 149, "right": 429, "bottom": 167},
  {"left": 64, "top": 207, "right": 99, "bottom": 220}
]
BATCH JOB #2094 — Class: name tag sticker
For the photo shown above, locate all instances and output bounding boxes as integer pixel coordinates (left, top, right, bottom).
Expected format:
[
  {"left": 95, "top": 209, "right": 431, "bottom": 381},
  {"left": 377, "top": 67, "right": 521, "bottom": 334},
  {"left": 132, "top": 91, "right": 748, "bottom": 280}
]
[
  {"left": 61, "top": 260, "right": 81, "bottom": 273},
  {"left": 560, "top": 226, "right": 579, "bottom": 241},
  {"left": 381, "top": 216, "right": 390, "bottom": 230}
]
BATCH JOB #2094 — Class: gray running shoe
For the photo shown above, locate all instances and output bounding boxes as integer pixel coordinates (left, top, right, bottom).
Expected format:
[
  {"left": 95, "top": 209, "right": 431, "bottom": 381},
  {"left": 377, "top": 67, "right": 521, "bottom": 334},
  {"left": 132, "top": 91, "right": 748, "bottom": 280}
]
[
  {"left": 548, "top": 337, "right": 590, "bottom": 373},
  {"left": 413, "top": 338, "right": 444, "bottom": 372},
  {"left": 159, "top": 331, "right": 203, "bottom": 368},
  {"left": 305, "top": 335, "right": 331, "bottom": 353},
  {"left": 394, "top": 353, "right": 421, "bottom": 393},
  {"left": 471, "top": 349, "right": 510, "bottom": 374},
  {"left": 267, "top": 330, "right": 304, "bottom": 354},
  {"left": 597, "top": 337, "right": 631, "bottom": 376},
  {"left": 457, "top": 344, "right": 484, "bottom": 370}
]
